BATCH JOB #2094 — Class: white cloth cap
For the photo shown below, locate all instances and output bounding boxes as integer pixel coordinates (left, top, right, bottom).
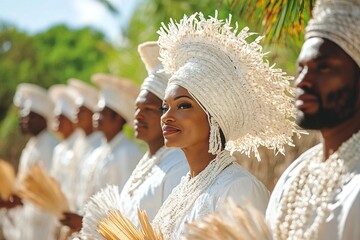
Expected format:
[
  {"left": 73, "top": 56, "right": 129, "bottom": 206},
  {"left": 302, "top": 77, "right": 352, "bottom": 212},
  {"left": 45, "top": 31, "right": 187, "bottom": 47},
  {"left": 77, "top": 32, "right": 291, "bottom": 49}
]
[
  {"left": 305, "top": 0, "right": 360, "bottom": 67},
  {"left": 48, "top": 84, "right": 78, "bottom": 123},
  {"left": 138, "top": 41, "right": 170, "bottom": 100},
  {"left": 13, "top": 83, "right": 54, "bottom": 124},
  {"left": 67, "top": 78, "right": 99, "bottom": 112},
  {"left": 91, "top": 73, "right": 140, "bottom": 126},
  {"left": 158, "top": 12, "right": 301, "bottom": 159}
]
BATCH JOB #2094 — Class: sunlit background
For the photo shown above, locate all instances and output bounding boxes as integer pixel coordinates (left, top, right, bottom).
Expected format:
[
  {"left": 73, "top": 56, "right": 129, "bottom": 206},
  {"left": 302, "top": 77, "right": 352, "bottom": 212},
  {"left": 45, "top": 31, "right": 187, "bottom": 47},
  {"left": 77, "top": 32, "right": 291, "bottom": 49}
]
[{"left": 0, "top": 0, "right": 319, "bottom": 194}]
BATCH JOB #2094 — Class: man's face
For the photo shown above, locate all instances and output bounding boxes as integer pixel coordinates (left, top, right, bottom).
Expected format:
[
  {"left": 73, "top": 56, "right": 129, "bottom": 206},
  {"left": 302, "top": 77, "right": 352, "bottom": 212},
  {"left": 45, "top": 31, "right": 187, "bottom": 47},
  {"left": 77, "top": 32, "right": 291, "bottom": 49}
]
[
  {"left": 295, "top": 37, "right": 360, "bottom": 130},
  {"left": 19, "top": 110, "right": 47, "bottom": 135},
  {"left": 134, "top": 90, "right": 163, "bottom": 145}
]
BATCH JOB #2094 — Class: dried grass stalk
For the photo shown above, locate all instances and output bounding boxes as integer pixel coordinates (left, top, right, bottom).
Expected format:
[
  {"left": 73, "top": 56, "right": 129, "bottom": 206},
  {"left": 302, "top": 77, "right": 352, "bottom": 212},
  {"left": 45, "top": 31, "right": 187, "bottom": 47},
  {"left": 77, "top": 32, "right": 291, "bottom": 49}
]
[
  {"left": 16, "top": 163, "right": 69, "bottom": 219},
  {"left": 0, "top": 159, "right": 16, "bottom": 200},
  {"left": 97, "top": 209, "right": 163, "bottom": 240},
  {"left": 183, "top": 198, "right": 272, "bottom": 240}
]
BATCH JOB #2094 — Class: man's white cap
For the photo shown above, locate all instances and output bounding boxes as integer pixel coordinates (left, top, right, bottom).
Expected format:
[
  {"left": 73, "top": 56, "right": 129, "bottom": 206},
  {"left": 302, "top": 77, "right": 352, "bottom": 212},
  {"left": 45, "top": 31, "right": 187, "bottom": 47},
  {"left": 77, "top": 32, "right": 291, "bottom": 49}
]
[
  {"left": 67, "top": 78, "right": 99, "bottom": 112},
  {"left": 91, "top": 73, "right": 140, "bottom": 126},
  {"left": 138, "top": 41, "right": 170, "bottom": 100},
  {"left": 13, "top": 83, "right": 54, "bottom": 125},
  {"left": 48, "top": 84, "right": 78, "bottom": 123}
]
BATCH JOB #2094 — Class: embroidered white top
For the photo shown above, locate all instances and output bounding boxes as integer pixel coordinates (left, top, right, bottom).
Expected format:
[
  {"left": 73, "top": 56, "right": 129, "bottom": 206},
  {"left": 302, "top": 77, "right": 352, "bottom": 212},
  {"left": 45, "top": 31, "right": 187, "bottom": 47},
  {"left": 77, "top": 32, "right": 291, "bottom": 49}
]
[{"left": 119, "top": 147, "right": 188, "bottom": 227}]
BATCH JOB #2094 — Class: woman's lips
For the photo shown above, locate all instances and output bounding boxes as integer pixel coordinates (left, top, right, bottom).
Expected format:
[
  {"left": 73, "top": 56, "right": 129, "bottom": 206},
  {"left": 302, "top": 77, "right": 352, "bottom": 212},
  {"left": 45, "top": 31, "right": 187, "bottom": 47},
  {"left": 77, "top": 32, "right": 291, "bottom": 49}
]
[{"left": 162, "top": 125, "right": 180, "bottom": 136}]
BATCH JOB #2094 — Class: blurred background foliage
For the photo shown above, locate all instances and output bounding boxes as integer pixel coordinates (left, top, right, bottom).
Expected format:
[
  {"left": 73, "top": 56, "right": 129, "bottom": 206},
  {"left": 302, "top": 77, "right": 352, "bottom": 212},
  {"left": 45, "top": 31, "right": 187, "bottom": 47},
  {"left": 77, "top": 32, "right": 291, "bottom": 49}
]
[{"left": 0, "top": 0, "right": 318, "bottom": 190}]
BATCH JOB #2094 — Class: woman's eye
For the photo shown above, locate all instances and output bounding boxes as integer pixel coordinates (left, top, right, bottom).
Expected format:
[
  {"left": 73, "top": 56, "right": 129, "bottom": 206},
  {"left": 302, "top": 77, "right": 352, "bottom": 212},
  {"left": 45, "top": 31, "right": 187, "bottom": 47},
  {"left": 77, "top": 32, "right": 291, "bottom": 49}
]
[
  {"left": 178, "top": 103, "right": 192, "bottom": 110},
  {"left": 159, "top": 106, "right": 169, "bottom": 114}
]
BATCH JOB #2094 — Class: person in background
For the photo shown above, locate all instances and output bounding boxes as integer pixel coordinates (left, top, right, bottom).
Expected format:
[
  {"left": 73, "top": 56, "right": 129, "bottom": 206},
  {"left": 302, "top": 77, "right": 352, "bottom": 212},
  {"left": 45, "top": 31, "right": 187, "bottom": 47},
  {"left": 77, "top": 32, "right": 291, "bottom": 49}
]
[
  {"left": 117, "top": 41, "right": 188, "bottom": 226},
  {"left": 2, "top": 83, "right": 59, "bottom": 240},
  {"left": 266, "top": 0, "right": 360, "bottom": 239},
  {"left": 90, "top": 73, "right": 144, "bottom": 194},
  {"left": 59, "top": 79, "right": 105, "bottom": 233},
  {"left": 49, "top": 84, "right": 82, "bottom": 210}
]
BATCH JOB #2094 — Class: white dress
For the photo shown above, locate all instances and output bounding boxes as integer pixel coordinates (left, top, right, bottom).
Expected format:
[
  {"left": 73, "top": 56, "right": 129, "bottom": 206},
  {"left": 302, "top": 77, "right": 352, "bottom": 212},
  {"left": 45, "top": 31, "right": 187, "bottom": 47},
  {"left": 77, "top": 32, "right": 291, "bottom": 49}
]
[
  {"left": 266, "top": 144, "right": 360, "bottom": 240},
  {"left": 2, "top": 130, "right": 59, "bottom": 240},
  {"left": 120, "top": 147, "right": 188, "bottom": 227},
  {"left": 92, "top": 132, "right": 144, "bottom": 195},
  {"left": 172, "top": 162, "right": 270, "bottom": 239}
]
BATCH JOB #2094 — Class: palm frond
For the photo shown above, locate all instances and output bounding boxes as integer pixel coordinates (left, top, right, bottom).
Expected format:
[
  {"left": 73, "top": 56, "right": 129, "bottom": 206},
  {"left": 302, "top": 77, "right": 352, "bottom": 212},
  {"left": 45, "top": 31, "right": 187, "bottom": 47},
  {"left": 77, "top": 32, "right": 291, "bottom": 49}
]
[
  {"left": 226, "top": 0, "right": 315, "bottom": 46},
  {"left": 97, "top": 209, "right": 163, "bottom": 240},
  {"left": 183, "top": 198, "right": 272, "bottom": 240},
  {"left": 0, "top": 159, "right": 16, "bottom": 200},
  {"left": 16, "top": 163, "right": 69, "bottom": 219}
]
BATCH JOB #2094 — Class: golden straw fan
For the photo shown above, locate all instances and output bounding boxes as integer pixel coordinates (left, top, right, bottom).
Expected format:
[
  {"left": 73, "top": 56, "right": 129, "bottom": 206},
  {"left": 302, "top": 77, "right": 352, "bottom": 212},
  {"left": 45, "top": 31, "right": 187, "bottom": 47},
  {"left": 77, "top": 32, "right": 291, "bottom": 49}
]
[
  {"left": 97, "top": 209, "right": 163, "bottom": 240},
  {"left": 0, "top": 159, "right": 16, "bottom": 200},
  {"left": 17, "top": 163, "right": 69, "bottom": 219},
  {"left": 183, "top": 198, "right": 272, "bottom": 240}
]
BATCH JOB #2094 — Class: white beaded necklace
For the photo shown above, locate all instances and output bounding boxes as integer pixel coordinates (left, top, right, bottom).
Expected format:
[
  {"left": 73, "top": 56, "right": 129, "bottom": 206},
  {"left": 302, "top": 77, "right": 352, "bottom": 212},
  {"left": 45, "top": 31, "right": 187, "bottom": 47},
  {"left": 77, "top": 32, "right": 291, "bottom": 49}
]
[
  {"left": 274, "top": 130, "right": 360, "bottom": 240},
  {"left": 127, "top": 146, "right": 168, "bottom": 197},
  {"left": 152, "top": 150, "right": 234, "bottom": 240}
]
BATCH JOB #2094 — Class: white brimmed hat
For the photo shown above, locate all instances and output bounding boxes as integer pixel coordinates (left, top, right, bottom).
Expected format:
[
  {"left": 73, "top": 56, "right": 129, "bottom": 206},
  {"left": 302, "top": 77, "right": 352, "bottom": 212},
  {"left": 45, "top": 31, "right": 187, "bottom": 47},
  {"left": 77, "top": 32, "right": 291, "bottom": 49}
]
[
  {"left": 158, "top": 12, "right": 301, "bottom": 159},
  {"left": 13, "top": 83, "right": 54, "bottom": 125},
  {"left": 305, "top": 0, "right": 360, "bottom": 67},
  {"left": 48, "top": 84, "right": 78, "bottom": 123},
  {"left": 138, "top": 41, "right": 170, "bottom": 100},
  {"left": 91, "top": 73, "right": 140, "bottom": 126},
  {"left": 67, "top": 78, "right": 99, "bottom": 112}
]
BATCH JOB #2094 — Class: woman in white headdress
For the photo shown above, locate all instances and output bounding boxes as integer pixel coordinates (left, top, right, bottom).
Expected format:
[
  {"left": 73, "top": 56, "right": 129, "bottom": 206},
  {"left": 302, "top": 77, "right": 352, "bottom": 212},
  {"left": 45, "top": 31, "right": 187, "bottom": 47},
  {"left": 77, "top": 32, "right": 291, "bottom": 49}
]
[{"left": 151, "top": 11, "right": 300, "bottom": 239}]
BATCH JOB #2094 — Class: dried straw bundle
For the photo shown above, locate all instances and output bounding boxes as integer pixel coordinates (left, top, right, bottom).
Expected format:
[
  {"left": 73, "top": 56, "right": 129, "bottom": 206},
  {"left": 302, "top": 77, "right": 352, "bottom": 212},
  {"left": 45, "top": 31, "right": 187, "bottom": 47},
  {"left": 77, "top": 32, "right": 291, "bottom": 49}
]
[
  {"left": 97, "top": 209, "right": 163, "bottom": 240},
  {"left": 16, "top": 163, "right": 69, "bottom": 219},
  {"left": 0, "top": 159, "right": 16, "bottom": 200},
  {"left": 183, "top": 198, "right": 272, "bottom": 240}
]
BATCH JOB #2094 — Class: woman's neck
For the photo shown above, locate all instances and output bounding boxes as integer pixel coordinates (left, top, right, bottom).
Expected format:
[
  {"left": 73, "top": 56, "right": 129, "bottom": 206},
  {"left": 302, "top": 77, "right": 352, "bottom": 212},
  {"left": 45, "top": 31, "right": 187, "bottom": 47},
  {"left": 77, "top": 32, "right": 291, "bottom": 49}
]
[{"left": 182, "top": 144, "right": 217, "bottom": 177}]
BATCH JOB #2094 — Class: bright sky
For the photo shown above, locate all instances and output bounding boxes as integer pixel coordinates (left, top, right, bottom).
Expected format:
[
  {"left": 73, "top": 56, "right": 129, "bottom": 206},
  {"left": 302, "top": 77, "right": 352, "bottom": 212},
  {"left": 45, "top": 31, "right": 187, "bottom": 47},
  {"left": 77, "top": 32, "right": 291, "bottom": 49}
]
[{"left": 0, "top": 0, "right": 139, "bottom": 42}]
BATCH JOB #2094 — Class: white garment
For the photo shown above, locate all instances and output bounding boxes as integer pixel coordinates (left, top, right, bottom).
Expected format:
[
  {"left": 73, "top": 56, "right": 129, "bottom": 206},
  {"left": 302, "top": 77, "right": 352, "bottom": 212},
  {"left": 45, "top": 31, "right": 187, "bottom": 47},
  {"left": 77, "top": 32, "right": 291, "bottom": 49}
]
[
  {"left": 266, "top": 144, "right": 360, "bottom": 240},
  {"left": 120, "top": 147, "right": 188, "bottom": 227},
  {"left": 51, "top": 129, "right": 84, "bottom": 210},
  {"left": 92, "top": 132, "right": 144, "bottom": 195},
  {"left": 172, "top": 163, "right": 270, "bottom": 239},
  {"left": 75, "top": 131, "right": 105, "bottom": 211},
  {"left": 2, "top": 130, "right": 59, "bottom": 240}
]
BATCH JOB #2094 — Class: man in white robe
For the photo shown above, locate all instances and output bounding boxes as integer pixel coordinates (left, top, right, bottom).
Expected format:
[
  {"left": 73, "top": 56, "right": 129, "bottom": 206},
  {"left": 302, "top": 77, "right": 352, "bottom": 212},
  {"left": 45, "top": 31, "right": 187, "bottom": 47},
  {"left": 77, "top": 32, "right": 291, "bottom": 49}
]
[
  {"left": 90, "top": 74, "right": 144, "bottom": 194},
  {"left": 266, "top": 1, "right": 360, "bottom": 239},
  {"left": 1, "top": 83, "right": 59, "bottom": 240},
  {"left": 119, "top": 42, "right": 188, "bottom": 227}
]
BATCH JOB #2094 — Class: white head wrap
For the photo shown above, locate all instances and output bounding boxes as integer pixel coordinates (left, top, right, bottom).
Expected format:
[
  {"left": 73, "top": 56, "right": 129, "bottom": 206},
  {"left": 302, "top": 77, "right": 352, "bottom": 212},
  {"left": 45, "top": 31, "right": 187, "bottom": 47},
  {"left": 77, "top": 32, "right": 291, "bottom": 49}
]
[
  {"left": 305, "top": 0, "right": 360, "bottom": 67},
  {"left": 67, "top": 78, "right": 99, "bottom": 113},
  {"left": 91, "top": 73, "right": 140, "bottom": 126},
  {"left": 48, "top": 84, "right": 78, "bottom": 123},
  {"left": 13, "top": 83, "right": 54, "bottom": 126},
  {"left": 138, "top": 41, "right": 170, "bottom": 100},
  {"left": 158, "top": 12, "right": 300, "bottom": 159}
]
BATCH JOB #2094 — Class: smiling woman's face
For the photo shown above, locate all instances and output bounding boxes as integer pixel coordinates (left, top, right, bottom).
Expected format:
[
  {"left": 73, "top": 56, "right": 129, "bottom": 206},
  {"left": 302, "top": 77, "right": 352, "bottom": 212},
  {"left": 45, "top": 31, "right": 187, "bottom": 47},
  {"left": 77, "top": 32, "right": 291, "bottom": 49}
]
[{"left": 161, "top": 84, "right": 210, "bottom": 150}]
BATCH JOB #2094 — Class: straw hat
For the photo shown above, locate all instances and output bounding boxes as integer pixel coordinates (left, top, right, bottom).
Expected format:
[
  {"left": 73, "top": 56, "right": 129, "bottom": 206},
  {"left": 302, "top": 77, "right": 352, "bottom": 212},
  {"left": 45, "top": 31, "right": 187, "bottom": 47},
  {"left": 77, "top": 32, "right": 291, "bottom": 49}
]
[
  {"left": 138, "top": 41, "right": 170, "bottom": 100},
  {"left": 67, "top": 78, "right": 99, "bottom": 113},
  {"left": 158, "top": 11, "right": 300, "bottom": 159},
  {"left": 91, "top": 73, "right": 140, "bottom": 125},
  {"left": 305, "top": 0, "right": 360, "bottom": 67},
  {"left": 13, "top": 83, "right": 54, "bottom": 125}
]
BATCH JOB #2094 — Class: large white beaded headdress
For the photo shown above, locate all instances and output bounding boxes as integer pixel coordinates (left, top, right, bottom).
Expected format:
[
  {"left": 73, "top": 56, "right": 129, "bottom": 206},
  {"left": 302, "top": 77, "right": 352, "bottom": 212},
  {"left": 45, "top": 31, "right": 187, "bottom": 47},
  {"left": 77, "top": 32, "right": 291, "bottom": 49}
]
[
  {"left": 306, "top": 0, "right": 360, "bottom": 67},
  {"left": 158, "top": 11, "right": 300, "bottom": 159}
]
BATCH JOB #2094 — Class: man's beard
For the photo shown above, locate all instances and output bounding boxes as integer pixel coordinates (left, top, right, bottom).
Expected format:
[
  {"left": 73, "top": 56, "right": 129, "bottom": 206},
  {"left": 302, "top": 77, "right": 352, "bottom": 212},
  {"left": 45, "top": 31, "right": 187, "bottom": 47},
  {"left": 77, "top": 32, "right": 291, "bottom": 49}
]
[{"left": 296, "top": 86, "right": 358, "bottom": 130}]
